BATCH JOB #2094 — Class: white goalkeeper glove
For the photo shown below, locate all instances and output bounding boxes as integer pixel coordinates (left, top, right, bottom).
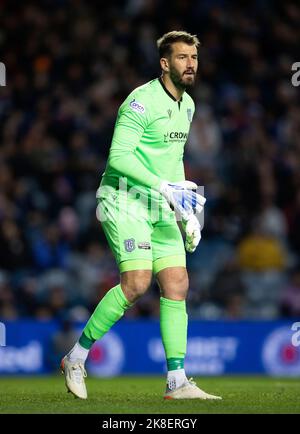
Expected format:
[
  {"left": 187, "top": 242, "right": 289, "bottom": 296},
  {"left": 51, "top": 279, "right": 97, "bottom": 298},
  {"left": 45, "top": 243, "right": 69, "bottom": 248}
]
[
  {"left": 182, "top": 214, "right": 201, "bottom": 253},
  {"left": 159, "top": 180, "right": 206, "bottom": 220}
]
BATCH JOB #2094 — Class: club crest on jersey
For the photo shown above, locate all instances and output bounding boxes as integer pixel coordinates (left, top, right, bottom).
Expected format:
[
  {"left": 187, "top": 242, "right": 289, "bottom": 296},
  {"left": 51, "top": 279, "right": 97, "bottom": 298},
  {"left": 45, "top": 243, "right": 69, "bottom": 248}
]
[
  {"left": 124, "top": 238, "right": 135, "bottom": 252},
  {"left": 187, "top": 108, "right": 192, "bottom": 122},
  {"left": 167, "top": 109, "right": 172, "bottom": 119},
  {"left": 129, "top": 99, "right": 145, "bottom": 114}
]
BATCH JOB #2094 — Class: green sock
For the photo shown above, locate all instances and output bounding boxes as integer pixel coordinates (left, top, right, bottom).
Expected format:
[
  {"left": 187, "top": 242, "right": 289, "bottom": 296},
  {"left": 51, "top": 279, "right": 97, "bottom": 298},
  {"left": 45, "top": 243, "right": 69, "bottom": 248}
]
[
  {"left": 79, "top": 284, "right": 132, "bottom": 349},
  {"left": 160, "top": 297, "right": 187, "bottom": 371}
]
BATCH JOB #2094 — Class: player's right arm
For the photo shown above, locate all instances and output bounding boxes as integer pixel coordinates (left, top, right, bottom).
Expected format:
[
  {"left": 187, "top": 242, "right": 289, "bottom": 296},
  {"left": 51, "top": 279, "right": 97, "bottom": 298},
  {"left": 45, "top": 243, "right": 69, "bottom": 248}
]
[{"left": 107, "top": 95, "right": 162, "bottom": 191}]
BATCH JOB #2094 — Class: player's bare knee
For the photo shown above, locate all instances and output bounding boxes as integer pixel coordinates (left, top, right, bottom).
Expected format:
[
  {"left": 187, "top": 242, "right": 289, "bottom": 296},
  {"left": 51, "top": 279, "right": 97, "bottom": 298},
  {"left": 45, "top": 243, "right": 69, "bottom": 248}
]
[
  {"left": 123, "top": 282, "right": 150, "bottom": 303},
  {"left": 121, "top": 270, "right": 152, "bottom": 303},
  {"left": 159, "top": 272, "right": 189, "bottom": 301}
]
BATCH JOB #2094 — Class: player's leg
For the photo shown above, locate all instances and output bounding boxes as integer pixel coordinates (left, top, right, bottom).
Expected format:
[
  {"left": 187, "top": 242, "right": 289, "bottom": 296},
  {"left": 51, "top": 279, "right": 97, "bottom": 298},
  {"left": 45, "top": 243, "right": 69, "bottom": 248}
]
[
  {"left": 61, "top": 269, "right": 151, "bottom": 399},
  {"left": 73, "top": 268, "right": 152, "bottom": 350},
  {"left": 156, "top": 265, "right": 189, "bottom": 390},
  {"left": 62, "top": 186, "right": 153, "bottom": 399},
  {"left": 152, "top": 214, "right": 221, "bottom": 400},
  {"left": 63, "top": 269, "right": 151, "bottom": 358},
  {"left": 156, "top": 266, "right": 221, "bottom": 399}
]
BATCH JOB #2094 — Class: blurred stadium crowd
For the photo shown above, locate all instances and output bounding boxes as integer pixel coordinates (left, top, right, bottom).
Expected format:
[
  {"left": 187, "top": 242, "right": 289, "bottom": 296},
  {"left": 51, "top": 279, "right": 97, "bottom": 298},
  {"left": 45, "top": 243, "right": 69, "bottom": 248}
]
[{"left": 0, "top": 0, "right": 300, "bottom": 321}]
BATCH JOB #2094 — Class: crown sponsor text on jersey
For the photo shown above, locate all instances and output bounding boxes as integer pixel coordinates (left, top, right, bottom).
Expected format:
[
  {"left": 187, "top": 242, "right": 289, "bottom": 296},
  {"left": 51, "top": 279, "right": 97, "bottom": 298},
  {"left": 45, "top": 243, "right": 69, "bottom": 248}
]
[{"left": 170, "top": 132, "right": 188, "bottom": 139}]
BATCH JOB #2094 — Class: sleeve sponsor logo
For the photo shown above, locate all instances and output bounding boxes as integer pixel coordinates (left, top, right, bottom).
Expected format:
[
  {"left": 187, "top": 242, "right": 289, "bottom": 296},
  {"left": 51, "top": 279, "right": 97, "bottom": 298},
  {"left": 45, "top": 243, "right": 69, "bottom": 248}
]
[{"left": 129, "top": 99, "right": 145, "bottom": 114}]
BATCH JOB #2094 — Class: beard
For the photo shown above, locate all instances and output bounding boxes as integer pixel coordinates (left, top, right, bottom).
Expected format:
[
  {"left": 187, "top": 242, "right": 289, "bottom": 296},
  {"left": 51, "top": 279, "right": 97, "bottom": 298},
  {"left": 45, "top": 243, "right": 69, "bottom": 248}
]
[{"left": 169, "top": 65, "right": 196, "bottom": 90}]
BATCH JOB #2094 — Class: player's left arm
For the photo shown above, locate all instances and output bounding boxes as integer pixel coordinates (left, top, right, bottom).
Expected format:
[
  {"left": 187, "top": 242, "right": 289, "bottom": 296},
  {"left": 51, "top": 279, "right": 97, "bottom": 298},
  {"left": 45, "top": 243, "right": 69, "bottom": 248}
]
[{"left": 175, "top": 101, "right": 203, "bottom": 253}]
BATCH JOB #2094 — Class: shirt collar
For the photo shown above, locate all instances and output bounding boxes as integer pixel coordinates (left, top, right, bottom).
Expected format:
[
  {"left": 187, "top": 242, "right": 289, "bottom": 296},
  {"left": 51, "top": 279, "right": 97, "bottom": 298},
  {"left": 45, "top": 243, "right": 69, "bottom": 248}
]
[{"left": 158, "top": 77, "right": 183, "bottom": 103}]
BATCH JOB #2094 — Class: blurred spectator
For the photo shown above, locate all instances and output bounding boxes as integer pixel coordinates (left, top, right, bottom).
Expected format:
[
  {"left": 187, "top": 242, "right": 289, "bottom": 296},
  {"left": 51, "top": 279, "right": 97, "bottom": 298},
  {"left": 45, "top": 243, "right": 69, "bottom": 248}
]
[
  {"left": 47, "top": 314, "right": 80, "bottom": 370},
  {"left": 286, "top": 190, "right": 300, "bottom": 256},
  {"left": 280, "top": 267, "right": 300, "bottom": 318},
  {"left": 224, "top": 293, "right": 246, "bottom": 320},
  {"left": 237, "top": 220, "right": 286, "bottom": 272},
  {"left": 259, "top": 193, "right": 288, "bottom": 243},
  {"left": 187, "top": 105, "right": 222, "bottom": 169},
  {"left": 0, "top": 272, "right": 19, "bottom": 320},
  {"left": 0, "top": 219, "right": 32, "bottom": 271},
  {"left": 31, "top": 224, "right": 71, "bottom": 270},
  {"left": 210, "top": 258, "right": 247, "bottom": 319}
]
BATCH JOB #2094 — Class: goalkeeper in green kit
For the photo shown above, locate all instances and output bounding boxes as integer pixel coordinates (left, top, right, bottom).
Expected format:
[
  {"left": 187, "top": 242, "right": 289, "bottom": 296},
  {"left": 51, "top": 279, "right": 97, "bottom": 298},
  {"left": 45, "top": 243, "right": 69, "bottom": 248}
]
[{"left": 61, "top": 31, "right": 221, "bottom": 401}]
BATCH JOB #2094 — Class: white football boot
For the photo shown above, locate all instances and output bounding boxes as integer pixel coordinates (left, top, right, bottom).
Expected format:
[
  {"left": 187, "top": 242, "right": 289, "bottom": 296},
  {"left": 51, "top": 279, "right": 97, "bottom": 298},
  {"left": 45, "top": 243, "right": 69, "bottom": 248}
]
[
  {"left": 164, "top": 378, "right": 222, "bottom": 400},
  {"left": 61, "top": 356, "right": 87, "bottom": 399}
]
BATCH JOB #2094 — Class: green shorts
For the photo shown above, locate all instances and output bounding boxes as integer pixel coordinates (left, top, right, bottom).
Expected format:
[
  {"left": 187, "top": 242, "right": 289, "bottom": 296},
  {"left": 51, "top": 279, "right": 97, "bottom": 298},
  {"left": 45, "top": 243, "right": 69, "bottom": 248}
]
[{"left": 96, "top": 184, "right": 186, "bottom": 274}]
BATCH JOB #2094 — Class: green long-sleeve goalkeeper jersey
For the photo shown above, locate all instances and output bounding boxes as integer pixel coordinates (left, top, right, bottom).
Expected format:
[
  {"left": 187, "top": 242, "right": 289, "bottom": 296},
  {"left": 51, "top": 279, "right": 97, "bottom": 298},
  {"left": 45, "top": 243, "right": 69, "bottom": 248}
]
[{"left": 101, "top": 77, "right": 195, "bottom": 191}]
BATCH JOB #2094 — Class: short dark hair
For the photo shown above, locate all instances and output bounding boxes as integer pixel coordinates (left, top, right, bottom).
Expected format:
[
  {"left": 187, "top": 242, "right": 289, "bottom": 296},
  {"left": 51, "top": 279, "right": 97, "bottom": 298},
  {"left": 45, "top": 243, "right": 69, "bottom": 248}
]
[{"left": 157, "top": 30, "right": 200, "bottom": 58}]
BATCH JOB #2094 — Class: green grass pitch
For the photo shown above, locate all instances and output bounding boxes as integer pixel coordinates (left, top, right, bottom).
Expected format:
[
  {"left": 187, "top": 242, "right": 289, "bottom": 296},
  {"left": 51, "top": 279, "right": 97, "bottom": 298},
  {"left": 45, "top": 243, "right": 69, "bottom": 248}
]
[{"left": 0, "top": 376, "right": 300, "bottom": 414}]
